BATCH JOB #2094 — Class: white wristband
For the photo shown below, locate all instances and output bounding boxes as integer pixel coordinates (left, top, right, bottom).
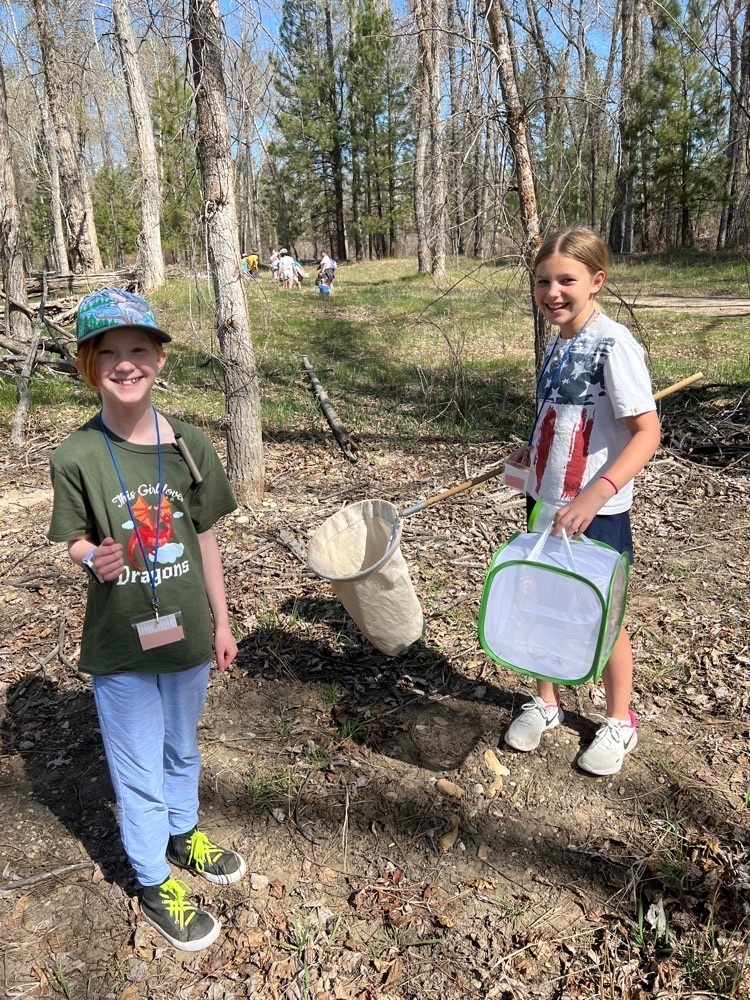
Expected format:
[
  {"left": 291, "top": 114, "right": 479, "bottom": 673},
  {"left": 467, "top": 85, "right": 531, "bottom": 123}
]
[{"left": 82, "top": 547, "right": 105, "bottom": 583}]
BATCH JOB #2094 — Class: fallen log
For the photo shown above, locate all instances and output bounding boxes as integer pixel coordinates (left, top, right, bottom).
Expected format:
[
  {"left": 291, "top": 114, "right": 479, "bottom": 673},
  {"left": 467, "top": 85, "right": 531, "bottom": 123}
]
[
  {"left": 301, "top": 355, "right": 359, "bottom": 463},
  {"left": 2, "top": 354, "right": 76, "bottom": 373},
  {"left": 0, "top": 290, "right": 73, "bottom": 356},
  {"left": 25, "top": 269, "right": 137, "bottom": 296}
]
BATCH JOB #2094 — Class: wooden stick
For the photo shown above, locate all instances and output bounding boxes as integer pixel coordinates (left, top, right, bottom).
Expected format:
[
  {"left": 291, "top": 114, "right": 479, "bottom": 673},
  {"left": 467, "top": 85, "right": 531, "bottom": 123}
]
[
  {"left": 301, "top": 355, "right": 359, "bottom": 463},
  {"left": 403, "top": 371, "right": 706, "bottom": 516},
  {"left": 653, "top": 371, "right": 703, "bottom": 400},
  {"left": 0, "top": 861, "right": 105, "bottom": 891},
  {"left": 403, "top": 463, "right": 505, "bottom": 516}
]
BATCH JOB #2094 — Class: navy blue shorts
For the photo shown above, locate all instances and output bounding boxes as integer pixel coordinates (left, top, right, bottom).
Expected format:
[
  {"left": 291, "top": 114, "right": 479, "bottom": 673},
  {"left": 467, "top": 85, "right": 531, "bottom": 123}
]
[{"left": 525, "top": 495, "right": 634, "bottom": 564}]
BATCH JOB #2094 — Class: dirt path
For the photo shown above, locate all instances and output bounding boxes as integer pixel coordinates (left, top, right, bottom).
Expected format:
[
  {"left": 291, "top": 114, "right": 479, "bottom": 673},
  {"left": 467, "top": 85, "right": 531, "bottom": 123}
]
[
  {"left": 607, "top": 292, "right": 750, "bottom": 316},
  {"left": 1, "top": 422, "right": 749, "bottom": 999}
]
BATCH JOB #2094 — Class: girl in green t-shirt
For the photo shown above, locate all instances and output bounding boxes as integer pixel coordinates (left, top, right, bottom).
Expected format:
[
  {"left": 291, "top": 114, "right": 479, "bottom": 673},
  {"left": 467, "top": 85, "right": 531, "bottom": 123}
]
[{"left": 48, "top": 288, "right": 246, "bottom": 953}]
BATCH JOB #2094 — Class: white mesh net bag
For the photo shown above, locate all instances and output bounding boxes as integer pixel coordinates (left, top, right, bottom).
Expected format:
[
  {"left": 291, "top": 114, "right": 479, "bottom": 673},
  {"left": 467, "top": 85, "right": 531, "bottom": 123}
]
[
  {"left": 478, "top": 521, "right": 629, "bottom": 685},
  {"left": 307, "top": 499, "right": 424, "bottom": 657}
]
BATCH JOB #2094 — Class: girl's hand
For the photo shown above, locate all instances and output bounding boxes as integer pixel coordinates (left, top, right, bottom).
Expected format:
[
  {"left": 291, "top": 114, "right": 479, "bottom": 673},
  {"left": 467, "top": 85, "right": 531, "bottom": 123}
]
[
  {"left": 507, "top": 444, "right": 530, "bottom": 466},
  {"left": 213, "top": 622, "right": 238, "bottom": 672},
  {"left": 93, "top": 537, "right": 124, "bottom": 581},
  {"left": 551, "top": 481, "right": 613, "bottom": 538}
]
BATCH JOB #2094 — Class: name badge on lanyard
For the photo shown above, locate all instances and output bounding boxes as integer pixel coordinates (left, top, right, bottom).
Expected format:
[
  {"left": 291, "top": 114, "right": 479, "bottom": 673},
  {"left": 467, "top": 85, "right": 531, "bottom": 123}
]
[{"left": 131, "top": 610, "right": 185, "bottom": 650}]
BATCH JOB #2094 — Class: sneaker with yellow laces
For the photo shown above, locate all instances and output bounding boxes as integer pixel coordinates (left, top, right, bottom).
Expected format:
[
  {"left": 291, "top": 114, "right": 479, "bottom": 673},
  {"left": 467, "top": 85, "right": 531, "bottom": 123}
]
[
  {"left": 167, "top": 827, "right": 247, "bottom": 886},
  {"left": 140, "top": 877, "right": 221, "bottom": 951}
]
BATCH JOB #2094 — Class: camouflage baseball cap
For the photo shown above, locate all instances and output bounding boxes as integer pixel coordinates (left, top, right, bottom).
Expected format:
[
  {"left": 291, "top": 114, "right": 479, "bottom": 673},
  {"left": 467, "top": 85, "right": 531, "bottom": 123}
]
[{"left": 75, "top": 288, "right": 171, "bottom": 345}]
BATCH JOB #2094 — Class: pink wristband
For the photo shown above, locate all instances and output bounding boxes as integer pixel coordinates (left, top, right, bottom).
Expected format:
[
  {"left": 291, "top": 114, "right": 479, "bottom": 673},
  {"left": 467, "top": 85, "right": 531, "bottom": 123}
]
[{"left": 600, "top": 475, "right": 618, "bottom": 495}]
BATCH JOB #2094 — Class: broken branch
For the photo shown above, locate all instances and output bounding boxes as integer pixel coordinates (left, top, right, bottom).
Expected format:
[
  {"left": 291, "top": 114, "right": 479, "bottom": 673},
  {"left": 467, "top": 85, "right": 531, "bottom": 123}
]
[{"left": 301, "top": 355, "right": 359, "bottom": 463}]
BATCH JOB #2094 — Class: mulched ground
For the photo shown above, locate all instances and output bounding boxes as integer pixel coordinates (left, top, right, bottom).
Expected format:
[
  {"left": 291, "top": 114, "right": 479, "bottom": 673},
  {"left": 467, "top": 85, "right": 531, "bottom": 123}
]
[{"left": 1, "top": 396, "right": 749, "bottom": 999}]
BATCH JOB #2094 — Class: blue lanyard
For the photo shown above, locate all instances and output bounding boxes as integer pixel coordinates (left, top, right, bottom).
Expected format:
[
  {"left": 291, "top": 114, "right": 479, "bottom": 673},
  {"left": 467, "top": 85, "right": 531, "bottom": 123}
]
[
  {"left": 527, "top": 310, "right": 597, "bottom": 447},
  {"left": 99, "top": 407, "right": 164, "bottom": 616}
]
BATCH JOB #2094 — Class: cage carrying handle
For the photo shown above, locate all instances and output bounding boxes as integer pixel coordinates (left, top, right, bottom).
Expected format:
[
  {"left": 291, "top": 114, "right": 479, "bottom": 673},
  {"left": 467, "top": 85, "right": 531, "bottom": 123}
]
[{"left": 527, "top": 520, "right": 576, "bottom": 572}]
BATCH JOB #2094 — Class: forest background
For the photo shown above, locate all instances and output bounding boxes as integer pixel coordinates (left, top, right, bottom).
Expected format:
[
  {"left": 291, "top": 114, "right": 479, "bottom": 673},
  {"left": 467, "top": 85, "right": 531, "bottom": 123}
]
[
  {"left": 1, "top": 0, "right": 750, "bottom": 997},
  {"left": 2, "top": 0, "right": 749, "bottom": 280}
]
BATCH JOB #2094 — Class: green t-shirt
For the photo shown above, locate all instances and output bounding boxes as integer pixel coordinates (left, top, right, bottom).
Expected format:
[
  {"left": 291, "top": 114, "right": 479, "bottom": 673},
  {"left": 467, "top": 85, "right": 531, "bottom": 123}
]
[{"left": 48, "top": 415, "right": 237, "bottom": 676}]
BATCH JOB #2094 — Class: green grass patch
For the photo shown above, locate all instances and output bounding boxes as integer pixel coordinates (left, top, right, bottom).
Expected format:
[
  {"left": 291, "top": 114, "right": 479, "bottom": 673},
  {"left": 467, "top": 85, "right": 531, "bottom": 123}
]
[
  {"left": 245, "top": 764, "right": 296, "bottom": 808},
  {"left": 3, "top": 254, "right": 749, "bottom": 445},
  {"left": 609, "top": 248, "right": 750, "bottom": 295}
]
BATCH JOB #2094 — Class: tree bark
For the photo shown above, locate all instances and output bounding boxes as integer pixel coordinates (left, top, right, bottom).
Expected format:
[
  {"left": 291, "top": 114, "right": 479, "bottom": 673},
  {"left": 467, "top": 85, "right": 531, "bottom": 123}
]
[
  {"left": 484, "top": 0, "right": 546, "bottom": 369},
  {"left": 414, "top": 0, "right": 447, "bottom": 277},
  {"left": 413, "top": 78, "right": 430, "bottom": 273},
  {"left": 609, "top": 0, "right": 642, "bottom": 254},
  {"left": 0, "top": 59, "right": 32, "bottom": 346},
  {"left": 40, "top": 91, "right": 68, "bottom": 273},
  {"left": 324, "top": 0, "right": 348, "bottom": 261},
  {"left": 188, "top": 0, "right": 265, "bottom": 501},
  {"left": 446, "top": 0, "right": 465, "bottom": 255},
  {"left": 112, "top": 0, "right": 165, "bottom": 291},
  {"left": 32, "top": 0, "right": 102, "bottom": 273},
  {"left": 718, "top": 0, "right": 749, "bottom": 249}
]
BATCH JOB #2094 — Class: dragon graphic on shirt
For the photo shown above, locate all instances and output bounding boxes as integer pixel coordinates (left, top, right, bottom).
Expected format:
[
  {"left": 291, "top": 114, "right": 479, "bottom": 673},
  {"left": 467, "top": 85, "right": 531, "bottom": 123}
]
[{"left": 127, "top": 495, "right": 176, "bottom": 568}]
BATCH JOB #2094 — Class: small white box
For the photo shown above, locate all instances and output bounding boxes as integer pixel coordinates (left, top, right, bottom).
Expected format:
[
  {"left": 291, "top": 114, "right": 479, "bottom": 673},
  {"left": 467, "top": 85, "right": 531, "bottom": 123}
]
[{"left": 503, "top": 459, "right": 529, "bottom": 493}]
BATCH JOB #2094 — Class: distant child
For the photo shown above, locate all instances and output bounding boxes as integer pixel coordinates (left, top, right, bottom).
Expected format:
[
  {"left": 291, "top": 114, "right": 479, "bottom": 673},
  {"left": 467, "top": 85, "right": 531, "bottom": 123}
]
[
  {"left": 269, "top": 248, "right": 281, "bottom": 282},
  {"left": 504, "top": 228, "right": 660, "bottom": 775},
  {"left": 293, "top": 258, "right": 307, "bottom": 288},
  {"left": 243, "top": 251, "right": 259, "bottom": 280},
  {"left": 47, "top": 289, "right": 245, "bottom": 951},
  {"left": 318, "top": 252, "right": 336, "bottom": 292},
  {"left": 278, "top": 250, "right": 295, "bottom": 289}
]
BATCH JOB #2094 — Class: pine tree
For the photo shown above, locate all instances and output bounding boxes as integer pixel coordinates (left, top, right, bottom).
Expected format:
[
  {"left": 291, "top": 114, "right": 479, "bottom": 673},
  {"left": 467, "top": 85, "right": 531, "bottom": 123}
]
[
  {"left": 627, "top": 0, "right": 727, "bottom": 248},
  {"left": 272, "top": 0, "right": 348, "bottom": 257},
  {"left": 346, "top": 0, "right": 410, "bottom": 259},
  {"left": 150, "top": 54, "right": 202, "bottom": 263}
]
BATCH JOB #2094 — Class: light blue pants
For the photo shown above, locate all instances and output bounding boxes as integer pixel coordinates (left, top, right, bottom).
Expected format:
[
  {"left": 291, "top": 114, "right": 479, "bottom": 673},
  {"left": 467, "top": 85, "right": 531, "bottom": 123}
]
[{"left": 92, "top": 661, "right": 211, "bottom": 887}]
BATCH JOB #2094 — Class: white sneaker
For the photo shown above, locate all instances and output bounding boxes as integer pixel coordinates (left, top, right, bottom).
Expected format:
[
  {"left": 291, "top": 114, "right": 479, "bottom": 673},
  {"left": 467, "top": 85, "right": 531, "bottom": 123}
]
[
  {"left": 504, "top": 695, "right": 564, "bottom": 751},
  {"left": 578, "top": 711, "right": 638, "bottom": 775}
]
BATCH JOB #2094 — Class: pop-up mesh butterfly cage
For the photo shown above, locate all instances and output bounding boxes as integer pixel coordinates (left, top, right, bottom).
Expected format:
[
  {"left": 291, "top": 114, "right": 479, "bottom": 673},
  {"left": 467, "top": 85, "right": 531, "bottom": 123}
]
[{"left": 478, "top": 519, "right": 630, "bottom": 685}]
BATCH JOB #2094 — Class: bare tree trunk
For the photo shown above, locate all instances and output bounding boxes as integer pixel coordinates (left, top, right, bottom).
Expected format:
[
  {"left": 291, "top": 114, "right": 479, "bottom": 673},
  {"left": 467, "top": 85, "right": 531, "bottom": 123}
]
[
  {"left": 4, "top": 3, "right": 68, "bottom": 273},
  {"left": 446, "top": 0, "right": 466, "bottom": 255},
  {"left": 112, "top": 0, "right": 164, "bottom": 291},
  {"left": 32, "top": 0, "right": 102, "bottom": 273},
  {"left": 595, "top": 0, "right": 621, "bottom": 233},
  {"left": 324, "top": 0, "right": 348, "bottom": 261},
  {"left": 188, "top": 0, "right": 265, "bottom": 501},
  {"left": 484, "top": 0, "right": 546, "bottom": 369},
  {"left": 718, "top": 0, "right": 749, "bottom": 249},
  {"left": 40, "top": 92, "right": 68, "bottom": 273},
  {"left": 0, "top": 60, "right": 32, "bottom": 346},
  {"left": 609, "top": 0, "right": 642, "bottom": 254},
  {"left": 415, "top": 0, "right": 447, "bottom": 276},
  {"left": 246, "top": 152, "right": 262, "bottom": 255},
  {"left": 413, "top": 83, "right": 430, "bottom": 273}
]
